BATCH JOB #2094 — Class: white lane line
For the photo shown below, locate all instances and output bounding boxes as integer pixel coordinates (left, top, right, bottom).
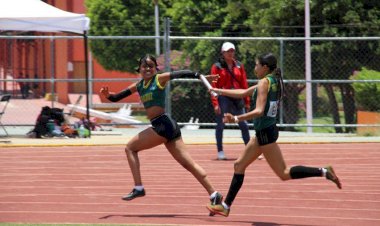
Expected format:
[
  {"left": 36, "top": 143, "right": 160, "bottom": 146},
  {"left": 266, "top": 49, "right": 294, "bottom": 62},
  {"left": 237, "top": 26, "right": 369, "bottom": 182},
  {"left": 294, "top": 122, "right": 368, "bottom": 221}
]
[{"left": 0, "top": 210, "right": 379, "bottom": 222}]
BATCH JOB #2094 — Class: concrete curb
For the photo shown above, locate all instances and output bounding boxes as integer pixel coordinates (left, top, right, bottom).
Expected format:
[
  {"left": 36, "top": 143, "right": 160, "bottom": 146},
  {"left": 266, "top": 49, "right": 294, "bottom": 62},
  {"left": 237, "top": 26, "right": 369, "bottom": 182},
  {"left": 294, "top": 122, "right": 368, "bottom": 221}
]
[{"left": 1, "top": 129, "right": 378, "bottom": 148}]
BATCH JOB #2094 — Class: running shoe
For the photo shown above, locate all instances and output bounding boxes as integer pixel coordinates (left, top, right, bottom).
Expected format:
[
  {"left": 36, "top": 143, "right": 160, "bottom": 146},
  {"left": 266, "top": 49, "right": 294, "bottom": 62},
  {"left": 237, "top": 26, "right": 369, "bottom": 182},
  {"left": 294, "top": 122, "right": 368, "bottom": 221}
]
[
  {"left": 258, "top": 154, "right": 264, "bottom": 160},
  {"left": 325, "top": 166, "right": 342, "bottom": 189},
  {"left": 217, "top": 151, "right": 227, "bottom": 160},
  {"left": 122, "top": 188, "right": 145, "bottom": 201},
  {"left": 206, "top": 203, "right": 230, "bottom": 217},
  {"left": 209, "top": 192, "right": 223, "bottom": 216}
]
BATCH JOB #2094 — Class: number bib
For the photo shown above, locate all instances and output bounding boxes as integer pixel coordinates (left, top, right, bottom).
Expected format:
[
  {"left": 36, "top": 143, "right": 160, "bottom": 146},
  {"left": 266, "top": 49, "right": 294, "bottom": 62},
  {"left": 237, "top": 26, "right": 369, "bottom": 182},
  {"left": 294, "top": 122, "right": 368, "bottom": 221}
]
[{"left": 267, "top": 101, "right": 279, "bottom": 117}]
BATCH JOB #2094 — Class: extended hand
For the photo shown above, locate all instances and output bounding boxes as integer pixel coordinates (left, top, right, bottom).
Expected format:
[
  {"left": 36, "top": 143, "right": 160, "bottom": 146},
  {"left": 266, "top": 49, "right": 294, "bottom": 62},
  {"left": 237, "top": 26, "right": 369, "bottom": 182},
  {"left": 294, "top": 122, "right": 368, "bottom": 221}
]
[
  {"left": 210, "top": 88, "right": 221, "bottom": 96},
  {"left": 100, "top": 87, "right": 110, "bottom": 98},
  {"left": 204, "top": 74, "right": 219, "bottom": 83},
  {"left": 223, "top": 113, "right": 234, "bottom": 123}
]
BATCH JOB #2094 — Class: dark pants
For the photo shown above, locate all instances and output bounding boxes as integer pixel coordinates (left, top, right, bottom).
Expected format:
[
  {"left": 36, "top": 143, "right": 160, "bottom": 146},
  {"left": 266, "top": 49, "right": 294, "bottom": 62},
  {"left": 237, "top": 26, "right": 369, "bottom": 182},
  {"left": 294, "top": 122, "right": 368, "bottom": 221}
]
[
  {"left": 215, "top": 96, "right": 250, "bottom": 152},
  {"left": 20, "top": 84, "right": 29, "bottom": 99}
]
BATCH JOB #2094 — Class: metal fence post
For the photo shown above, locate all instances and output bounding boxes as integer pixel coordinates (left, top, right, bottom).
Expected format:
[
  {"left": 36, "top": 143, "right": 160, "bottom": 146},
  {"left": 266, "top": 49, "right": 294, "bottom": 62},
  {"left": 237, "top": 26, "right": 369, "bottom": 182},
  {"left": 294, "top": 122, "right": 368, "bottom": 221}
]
[
  {"left": 279, "top": 39, "right": 284, "bottom": 125},
  {"left": 164, "top": 17, "right": 171, "bottom": 117},
  {"left": 50, "top": 37, "right": 55, "bottom": 108}
]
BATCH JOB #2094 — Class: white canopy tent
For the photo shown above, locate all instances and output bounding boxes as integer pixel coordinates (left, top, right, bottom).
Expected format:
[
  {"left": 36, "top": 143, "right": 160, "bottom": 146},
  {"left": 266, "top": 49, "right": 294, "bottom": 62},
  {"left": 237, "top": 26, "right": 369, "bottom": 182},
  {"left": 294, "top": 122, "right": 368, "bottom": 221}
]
[
  {"left": 0, "top": 0, "right": 92, "bottom": 134},
  {"left": 0, "top": 0, "right": 89, "bottom": 34}
]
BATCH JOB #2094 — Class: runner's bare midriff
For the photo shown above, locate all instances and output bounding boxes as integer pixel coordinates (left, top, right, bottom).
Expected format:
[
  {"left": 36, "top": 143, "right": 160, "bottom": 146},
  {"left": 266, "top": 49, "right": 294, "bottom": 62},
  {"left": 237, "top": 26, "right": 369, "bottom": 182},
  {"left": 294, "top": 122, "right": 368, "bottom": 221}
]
[{"left": 145, "top": 106, "right": 165, "bottom": 120}]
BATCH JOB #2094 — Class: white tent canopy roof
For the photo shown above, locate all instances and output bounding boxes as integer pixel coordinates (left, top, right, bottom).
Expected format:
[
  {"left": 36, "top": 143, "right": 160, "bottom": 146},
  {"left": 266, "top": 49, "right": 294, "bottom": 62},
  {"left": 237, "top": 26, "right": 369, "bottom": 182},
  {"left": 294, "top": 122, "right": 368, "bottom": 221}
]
[{"left": 0, "top": 0, "right": 90, "bottom": 34}]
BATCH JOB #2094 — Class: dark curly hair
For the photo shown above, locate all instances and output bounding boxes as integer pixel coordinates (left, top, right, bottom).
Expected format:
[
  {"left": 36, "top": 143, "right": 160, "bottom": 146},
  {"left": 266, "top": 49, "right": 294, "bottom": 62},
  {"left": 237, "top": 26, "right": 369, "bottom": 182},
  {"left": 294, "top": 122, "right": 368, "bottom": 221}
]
[{"left": 136, "top": 54, "right": 160, "bottom": 72}]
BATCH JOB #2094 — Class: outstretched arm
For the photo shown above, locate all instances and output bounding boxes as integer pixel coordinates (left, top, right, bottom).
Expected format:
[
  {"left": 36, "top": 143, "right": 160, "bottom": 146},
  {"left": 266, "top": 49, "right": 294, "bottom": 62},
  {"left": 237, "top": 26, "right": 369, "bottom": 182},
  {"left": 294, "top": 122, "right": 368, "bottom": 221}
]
[
  {"left": 211, "top": 84, "right": 257, "bottom": 99},
  {"left": 223, "top": 80, "right": 267, "bottom": 122},
  {"left": 158, "top": 70, "right": 218, "bottom": 86},
  {"left": 156, "top": 70, "right": 198, "bottom": 86},
  {"left": 100, "top": 83, "right": 137, "bottom": 102}
]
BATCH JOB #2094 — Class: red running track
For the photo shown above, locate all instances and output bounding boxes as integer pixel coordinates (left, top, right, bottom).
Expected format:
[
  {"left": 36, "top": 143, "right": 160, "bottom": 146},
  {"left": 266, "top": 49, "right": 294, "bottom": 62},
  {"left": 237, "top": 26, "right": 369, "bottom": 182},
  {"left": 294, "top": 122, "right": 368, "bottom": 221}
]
[{"left": 0, "top": 143, "right": 380, "bottom": 226}]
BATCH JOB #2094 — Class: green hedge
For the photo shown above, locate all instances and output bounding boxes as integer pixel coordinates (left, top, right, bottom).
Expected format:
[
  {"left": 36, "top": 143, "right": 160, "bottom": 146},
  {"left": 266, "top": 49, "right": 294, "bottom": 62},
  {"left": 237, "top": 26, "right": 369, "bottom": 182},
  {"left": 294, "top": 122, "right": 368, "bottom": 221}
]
[{"left": 351, "top": 68, "right": 380, "bottom": 112}]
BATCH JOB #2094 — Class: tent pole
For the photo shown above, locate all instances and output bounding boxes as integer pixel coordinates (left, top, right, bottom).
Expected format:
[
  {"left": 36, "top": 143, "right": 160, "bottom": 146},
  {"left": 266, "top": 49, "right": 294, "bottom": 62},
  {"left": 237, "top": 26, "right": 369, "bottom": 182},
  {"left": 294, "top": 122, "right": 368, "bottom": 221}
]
[{"left": 83, "top": 31, "right": 91, "bottom": 137}]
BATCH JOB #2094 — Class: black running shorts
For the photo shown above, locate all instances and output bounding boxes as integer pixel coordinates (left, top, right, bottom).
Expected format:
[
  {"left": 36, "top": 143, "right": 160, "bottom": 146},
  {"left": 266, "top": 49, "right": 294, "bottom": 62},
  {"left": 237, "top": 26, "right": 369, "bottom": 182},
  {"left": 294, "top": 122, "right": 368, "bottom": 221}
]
[
  {"left": 150, "top": 113, "right": 181, "bottom": 142},
  {"left": 255, "top": 124, "right": 279, "bottom": 146}
]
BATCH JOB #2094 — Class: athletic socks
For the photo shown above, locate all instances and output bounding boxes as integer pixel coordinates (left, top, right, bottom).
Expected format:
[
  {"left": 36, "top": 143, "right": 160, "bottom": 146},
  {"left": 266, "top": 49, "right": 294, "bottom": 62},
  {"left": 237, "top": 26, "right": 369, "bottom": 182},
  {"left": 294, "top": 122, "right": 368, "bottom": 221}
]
[
  {"left": 290, "top": 165, "right": 324, "bottom": 179},
  {"left": 210, "top": 191, "right": 218, "bottom": 199},
  {"left": 224, "top": 173, "right": 245, "bottom": 206},
  {"left": 321, "top": 167, "right": 327, "bottom": 177},
  {"left": 134, "top": 185, "right": 144, "bottom": 191},
  {"left": 222, "top": 201, "right": 230, "bottom": 209},
  {"left": 220, "top": 167, "right": 327, "bottom": 208}
]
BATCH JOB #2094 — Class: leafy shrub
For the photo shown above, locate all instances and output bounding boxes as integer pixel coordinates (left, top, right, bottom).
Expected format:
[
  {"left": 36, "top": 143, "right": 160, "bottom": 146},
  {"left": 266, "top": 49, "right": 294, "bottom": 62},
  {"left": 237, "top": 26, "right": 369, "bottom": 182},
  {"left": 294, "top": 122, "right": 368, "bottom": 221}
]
[
  {"left": 314, "top": 86, "right": 331, "bottom": 117},
  {"left": 171, "top": 81, "right": 214, "bottom": 123},
  {"left": 351, "top": 68, "right": 380, "bottom": 112}
]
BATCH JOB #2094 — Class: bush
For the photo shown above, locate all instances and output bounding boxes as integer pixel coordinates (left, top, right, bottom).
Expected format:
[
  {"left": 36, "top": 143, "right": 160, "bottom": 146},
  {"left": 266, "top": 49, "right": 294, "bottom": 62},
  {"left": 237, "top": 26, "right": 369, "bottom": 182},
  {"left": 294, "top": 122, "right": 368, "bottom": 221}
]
[
  {"left": 314, "top": 86, "right": 331, "bottom": 117},
  {"left": 171, "top": 81, "right": 214, "bottom": 123},
  {"left": 351, "top": 68, "right": 380, "bottom": 112}
]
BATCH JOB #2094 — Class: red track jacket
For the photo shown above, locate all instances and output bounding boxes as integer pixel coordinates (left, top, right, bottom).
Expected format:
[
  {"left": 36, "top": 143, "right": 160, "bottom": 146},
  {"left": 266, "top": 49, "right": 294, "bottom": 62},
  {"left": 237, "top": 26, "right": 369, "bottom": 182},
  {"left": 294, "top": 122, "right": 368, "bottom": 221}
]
[{"left": 210, "top": 60, "right": 250, "bottom": 109}]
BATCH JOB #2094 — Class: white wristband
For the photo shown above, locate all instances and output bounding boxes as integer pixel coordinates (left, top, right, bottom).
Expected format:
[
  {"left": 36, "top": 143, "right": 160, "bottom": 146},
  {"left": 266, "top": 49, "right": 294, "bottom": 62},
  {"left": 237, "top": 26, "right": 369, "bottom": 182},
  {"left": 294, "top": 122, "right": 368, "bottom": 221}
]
[{"left": 234, "top": 115, "right": 238, "bottom": 123}]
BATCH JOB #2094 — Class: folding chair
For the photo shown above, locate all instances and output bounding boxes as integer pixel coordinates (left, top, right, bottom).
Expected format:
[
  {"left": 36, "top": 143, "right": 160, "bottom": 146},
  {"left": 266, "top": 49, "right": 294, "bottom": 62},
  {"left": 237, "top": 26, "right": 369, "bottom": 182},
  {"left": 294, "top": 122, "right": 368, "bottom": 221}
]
[{"left": 0, "top": 94, "right": 11, "bottom": 136}]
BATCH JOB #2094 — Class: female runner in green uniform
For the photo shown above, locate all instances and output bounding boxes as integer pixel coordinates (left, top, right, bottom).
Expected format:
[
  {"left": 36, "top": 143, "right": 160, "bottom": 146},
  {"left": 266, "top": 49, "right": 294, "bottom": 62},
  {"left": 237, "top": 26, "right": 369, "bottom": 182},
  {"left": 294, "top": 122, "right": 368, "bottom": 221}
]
[
  {"left": 207, "top": 53, "right": 342, "bottom": 217},
  {"left": 100, "top": 54, "right": 223, "bottom": 206}
]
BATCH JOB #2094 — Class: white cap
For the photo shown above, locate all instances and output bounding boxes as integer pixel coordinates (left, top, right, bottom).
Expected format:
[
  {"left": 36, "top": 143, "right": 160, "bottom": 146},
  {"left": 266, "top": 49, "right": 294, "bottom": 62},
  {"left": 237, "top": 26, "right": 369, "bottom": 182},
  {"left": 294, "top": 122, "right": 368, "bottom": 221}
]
[{"left": 221, "top": 42, "right": 235, "bottom": 52}]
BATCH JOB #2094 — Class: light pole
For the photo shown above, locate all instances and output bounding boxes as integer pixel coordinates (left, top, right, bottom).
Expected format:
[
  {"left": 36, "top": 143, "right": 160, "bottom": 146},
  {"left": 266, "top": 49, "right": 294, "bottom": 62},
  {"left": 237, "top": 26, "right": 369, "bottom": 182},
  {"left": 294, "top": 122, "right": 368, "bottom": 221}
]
[
  {"left": 153, "top": 0, "right": 160, "bottom": 56},
  {"left": 305, "top": 0, "right": 312, "bottom": 133}
]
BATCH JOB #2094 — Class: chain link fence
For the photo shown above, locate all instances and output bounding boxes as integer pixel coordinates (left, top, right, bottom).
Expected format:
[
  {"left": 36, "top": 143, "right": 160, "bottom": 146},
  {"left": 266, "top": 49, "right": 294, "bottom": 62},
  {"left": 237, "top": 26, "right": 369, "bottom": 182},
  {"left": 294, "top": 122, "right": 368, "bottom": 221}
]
[{"left": 0, "top": 35, "right": 379, "bottom": 135}]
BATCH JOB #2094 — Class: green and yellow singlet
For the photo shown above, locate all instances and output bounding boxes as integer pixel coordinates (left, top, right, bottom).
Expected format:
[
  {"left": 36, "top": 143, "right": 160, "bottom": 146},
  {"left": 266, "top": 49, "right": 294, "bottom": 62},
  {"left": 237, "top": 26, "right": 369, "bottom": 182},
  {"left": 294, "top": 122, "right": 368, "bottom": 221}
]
[
  {"left": 136, "top": 74, "right": 166, "bottom": 108},
  {"left": 251, "top": 74, "right": 279, "bottom": 130}
]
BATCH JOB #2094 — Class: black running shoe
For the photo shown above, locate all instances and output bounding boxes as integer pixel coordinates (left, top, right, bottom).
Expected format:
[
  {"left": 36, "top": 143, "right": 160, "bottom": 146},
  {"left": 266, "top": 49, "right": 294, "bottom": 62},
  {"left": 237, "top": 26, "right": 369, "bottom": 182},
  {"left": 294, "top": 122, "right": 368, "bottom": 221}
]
[{"left": 122, "top": 188, "right": 145, "bottom": 201}]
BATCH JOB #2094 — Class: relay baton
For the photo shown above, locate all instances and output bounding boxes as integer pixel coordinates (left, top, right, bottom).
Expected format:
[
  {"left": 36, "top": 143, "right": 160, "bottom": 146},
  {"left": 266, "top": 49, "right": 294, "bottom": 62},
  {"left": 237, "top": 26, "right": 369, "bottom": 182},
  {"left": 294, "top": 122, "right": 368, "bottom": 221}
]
[{"left": 200, "top": 74, "right": 218, "bottom": 97}]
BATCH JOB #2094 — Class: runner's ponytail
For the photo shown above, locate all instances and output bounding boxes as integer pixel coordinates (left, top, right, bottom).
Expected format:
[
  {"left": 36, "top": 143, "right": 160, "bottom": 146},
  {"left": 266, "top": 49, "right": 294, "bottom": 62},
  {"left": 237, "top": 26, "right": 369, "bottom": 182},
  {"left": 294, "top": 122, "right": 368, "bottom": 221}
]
[{"left": 273, "top": 68, "right": 284, "bottom": 101}]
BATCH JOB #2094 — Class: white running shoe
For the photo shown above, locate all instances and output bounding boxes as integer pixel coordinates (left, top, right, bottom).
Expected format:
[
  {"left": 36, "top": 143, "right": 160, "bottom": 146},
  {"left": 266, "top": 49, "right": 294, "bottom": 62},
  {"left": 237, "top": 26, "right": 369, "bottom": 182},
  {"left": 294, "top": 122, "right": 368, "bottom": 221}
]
[
  {"left": 217, "top": 151, "right": 227, "bottom": 160},
  {"left": 258, "top": 154, "right": 264, "bottom": 160}
]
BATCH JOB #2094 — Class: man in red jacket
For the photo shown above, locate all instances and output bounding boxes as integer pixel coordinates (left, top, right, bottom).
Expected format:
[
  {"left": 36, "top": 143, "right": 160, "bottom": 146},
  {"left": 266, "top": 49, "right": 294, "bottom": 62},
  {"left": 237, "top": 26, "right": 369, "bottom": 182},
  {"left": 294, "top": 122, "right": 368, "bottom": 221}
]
[{"left": 210, "top": 42, "right": 251, "bottom": 160}]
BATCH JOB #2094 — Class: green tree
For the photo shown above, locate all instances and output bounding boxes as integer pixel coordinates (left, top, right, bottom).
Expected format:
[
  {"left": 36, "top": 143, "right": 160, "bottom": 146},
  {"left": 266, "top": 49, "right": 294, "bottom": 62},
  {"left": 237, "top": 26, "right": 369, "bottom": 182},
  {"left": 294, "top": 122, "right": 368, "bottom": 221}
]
[
  {"left": 351, "top": 68, "right": 380, "bottom": 112},
  {"left": 311, "top": 0, "right": 380, "bottom": 132},
  {"left": 240, "top": 1, "right": 307, "bottom": 130},
  {"left": 86, "top": 0, "right": 380, "bottom": 130},
  {"left": 165, "top": 0, "right": 308, "bottom": 129},
  {"left": 86, "top": 0, "right": 169, "bottom": 71},
  {"left": 166, "top": 0, "right": 380, "bottom": 132},
  {"left": 165, "top": 1, "right": 233, "bottom": 72},
  {"left": 164, "top": 1, "right": 254, "bottom": 123}
]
